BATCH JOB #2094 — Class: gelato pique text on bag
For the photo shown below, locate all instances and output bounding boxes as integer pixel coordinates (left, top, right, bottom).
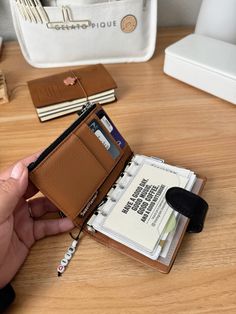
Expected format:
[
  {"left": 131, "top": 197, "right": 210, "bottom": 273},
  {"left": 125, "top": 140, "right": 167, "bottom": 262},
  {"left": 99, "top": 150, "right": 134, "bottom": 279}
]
[{"left": 10, "top": 0, "right": 158, "bottom": 68}]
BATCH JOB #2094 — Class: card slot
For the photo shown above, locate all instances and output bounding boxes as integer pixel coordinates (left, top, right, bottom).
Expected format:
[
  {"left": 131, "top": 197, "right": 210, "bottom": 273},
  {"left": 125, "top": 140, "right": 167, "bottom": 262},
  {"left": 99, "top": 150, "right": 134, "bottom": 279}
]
[
  {"left": 74, "top": 122, "right": 122, "bottom": 173},
  {"left": 87, "top": 115, "right": 123, "bottom": 153},
  {"left": 30, "top": 133, "right": 107, "bottom": 220}
]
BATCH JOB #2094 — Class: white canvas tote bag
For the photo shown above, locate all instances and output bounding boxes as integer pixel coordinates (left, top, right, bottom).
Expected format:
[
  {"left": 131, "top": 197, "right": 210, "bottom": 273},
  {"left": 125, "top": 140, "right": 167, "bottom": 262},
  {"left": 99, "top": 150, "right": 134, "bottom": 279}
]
[{"left": 10, "top": 0, "right": 158, "bottom": 68}]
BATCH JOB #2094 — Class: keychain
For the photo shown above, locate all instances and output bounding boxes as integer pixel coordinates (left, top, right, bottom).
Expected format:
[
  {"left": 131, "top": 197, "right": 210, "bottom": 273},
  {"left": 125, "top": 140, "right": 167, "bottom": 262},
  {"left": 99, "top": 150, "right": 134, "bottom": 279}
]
[{"left": 57, "top": 219, "right": 87, "bottom": 276}]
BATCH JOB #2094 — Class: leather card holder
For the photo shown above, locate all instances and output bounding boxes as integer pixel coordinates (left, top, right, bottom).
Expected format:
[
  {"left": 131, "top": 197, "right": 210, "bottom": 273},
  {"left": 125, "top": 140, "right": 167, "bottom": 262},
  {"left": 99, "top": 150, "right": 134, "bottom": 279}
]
[{"left": 29, "top": 103, "right": 132, "bottom": 221}]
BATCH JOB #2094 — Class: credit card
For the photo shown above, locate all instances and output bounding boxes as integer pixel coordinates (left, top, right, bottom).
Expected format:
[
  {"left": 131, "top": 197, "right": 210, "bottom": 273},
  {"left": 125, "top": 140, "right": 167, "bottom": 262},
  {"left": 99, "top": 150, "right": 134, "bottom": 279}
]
[
  {"left": 96, "top": 110, "right": 126, "bottom": 149},
  {"left": 89, "top": 119, "right": 120, "bottom": 159}
]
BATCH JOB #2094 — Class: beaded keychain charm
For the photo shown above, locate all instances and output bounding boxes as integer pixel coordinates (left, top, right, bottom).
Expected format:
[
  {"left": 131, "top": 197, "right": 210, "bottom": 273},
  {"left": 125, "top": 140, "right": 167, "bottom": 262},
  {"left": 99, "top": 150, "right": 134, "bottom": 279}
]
[
  {"left": 57, "top": 219, "right": 87, "bottom": 276},
  {"left": 57, "top": 239, "right": 79, "bottom": 276}
]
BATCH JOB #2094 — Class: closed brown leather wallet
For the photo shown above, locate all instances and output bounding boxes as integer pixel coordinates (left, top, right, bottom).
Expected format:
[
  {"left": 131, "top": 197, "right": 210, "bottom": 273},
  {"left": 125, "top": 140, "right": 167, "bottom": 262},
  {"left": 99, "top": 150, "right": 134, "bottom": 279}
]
[{"left": 29, "top": 103, "right": 206, "bottom": 273}]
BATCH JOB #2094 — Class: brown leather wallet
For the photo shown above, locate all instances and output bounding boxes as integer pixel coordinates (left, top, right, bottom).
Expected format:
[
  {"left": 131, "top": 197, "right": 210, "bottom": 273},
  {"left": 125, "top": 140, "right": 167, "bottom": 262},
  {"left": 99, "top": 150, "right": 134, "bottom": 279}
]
[{"left": 29, "top": 103, "right": 206, "bottom": 273}]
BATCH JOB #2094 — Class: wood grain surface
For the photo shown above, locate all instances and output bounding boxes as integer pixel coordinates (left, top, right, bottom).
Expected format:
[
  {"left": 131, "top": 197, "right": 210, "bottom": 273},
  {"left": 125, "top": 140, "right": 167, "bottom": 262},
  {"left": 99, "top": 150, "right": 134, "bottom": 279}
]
[{"left": 0, "top": 27, "right": 236, "bottom": 314}]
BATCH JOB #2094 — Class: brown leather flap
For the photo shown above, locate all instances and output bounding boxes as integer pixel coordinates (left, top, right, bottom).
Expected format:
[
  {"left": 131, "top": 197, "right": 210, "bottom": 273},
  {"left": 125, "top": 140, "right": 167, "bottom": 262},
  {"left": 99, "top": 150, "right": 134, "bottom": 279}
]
[{"left": 30, "top": 104, "right": 133, "bottom": 220}]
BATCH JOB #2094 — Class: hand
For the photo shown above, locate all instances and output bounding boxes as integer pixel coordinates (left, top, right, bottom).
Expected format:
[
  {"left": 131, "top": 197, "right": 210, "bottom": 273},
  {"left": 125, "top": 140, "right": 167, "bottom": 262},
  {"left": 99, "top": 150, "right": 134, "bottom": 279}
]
[{"left": 0, "top": 154, "right": 74, "bottom": 288}]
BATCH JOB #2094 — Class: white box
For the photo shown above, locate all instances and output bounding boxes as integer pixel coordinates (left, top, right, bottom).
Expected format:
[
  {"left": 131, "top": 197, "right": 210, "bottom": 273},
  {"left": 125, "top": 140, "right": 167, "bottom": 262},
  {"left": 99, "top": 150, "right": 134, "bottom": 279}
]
[{"left": 164, "top": 34, "right": 236, "bottom": 105}]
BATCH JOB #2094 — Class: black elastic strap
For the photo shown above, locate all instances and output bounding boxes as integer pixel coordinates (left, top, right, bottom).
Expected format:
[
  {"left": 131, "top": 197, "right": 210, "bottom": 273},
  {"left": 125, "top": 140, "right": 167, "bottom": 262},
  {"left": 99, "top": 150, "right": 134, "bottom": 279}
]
[
  {"left": 165, "top": 187, "right": 208, "bottom": 233},
  {"left": 0, "top": 284, "right": 15, "bottom": 313}
]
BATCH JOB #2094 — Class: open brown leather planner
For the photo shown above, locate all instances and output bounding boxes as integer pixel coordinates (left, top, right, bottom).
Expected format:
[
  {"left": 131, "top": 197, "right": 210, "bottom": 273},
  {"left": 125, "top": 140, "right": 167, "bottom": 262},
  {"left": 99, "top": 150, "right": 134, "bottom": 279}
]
[{"left": 29, "top": 103, "right": 207, "bottom": 274}]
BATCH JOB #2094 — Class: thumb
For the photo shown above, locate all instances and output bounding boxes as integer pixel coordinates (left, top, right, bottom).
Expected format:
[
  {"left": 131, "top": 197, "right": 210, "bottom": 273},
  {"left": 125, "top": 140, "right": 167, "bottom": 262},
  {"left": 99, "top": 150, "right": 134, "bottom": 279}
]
[{"left": 0, "top": 162, "right": 28, "bottom": 223}]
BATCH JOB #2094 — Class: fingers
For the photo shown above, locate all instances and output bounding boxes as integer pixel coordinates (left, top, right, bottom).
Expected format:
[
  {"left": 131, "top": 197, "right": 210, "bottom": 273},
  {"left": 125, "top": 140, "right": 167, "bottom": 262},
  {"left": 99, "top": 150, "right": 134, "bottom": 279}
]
[
  {"left": 0, "top": 163, "right": 28, "bottom": 223},
  {"left": 0, "top": 151, "right": 42, "bottom": 181},
  {"left": 0, "top": 152, "right": 43, "bottom": 200},
  {"left": 28, "top": 197, "right": 60, "bottom": 218},
  {"left": 33, "top": 218, "right": 75, "bottom": 241},
  {"left": 24, "top": 182, "right": 39, "bottom": 200}
]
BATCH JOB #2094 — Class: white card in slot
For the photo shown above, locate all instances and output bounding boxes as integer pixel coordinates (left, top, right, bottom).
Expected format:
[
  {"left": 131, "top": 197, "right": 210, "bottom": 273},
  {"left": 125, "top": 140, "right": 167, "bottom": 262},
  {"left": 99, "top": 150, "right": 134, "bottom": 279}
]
[{"left": 101, "top": 115, "right": 113, "bottom": 133}]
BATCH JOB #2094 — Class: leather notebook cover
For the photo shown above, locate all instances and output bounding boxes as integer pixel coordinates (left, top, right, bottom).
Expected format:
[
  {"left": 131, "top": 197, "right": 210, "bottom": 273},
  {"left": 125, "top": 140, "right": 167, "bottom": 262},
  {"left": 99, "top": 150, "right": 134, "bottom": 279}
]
[
  {"left": 29, "top": 103, "right": 206, "bottom": 273},
  {"left": 27, "top": 64, "right": 117, "bottom": 108}
]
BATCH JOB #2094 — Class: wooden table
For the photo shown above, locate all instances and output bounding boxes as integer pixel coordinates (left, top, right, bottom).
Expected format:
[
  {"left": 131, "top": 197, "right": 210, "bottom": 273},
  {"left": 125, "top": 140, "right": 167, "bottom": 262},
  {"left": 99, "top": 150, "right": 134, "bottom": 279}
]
[{"left": 1, "top": 27, "right": 236, "bottom": 314}]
